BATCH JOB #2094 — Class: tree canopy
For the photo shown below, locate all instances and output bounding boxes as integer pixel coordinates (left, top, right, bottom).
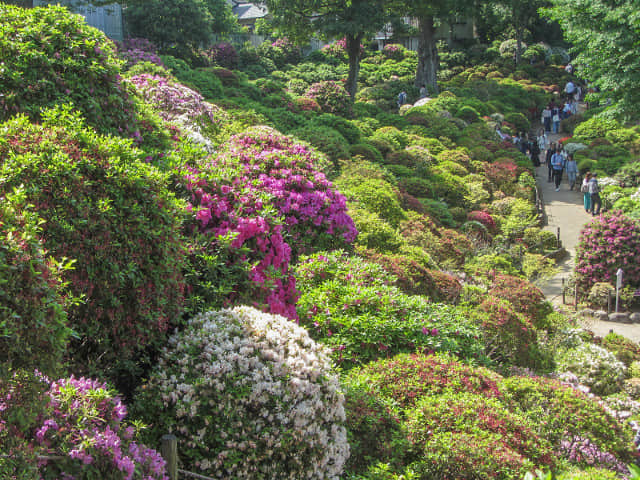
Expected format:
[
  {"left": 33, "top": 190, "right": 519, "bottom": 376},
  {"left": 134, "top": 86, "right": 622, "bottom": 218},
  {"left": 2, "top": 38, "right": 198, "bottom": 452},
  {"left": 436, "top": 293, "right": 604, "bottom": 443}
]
[
  {"left": 266, "top": 0, "right": 391, "bottom": 99},
  {"left": 542, "top": 0, "right": 640, "bottom": 114}
]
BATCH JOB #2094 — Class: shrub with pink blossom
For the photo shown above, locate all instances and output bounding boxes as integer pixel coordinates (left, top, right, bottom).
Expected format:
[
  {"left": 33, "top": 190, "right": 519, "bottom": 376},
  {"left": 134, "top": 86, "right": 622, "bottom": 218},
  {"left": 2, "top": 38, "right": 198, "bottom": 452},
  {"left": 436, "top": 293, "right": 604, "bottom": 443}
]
[
  {"left": 133, "top": 306, "right": 349, "bottom": 480},
  {"left": 304, "top": 81, "right": 352, "bottom": 117},
  {"left": 467, "top": 210, "right": 497, "bottom": 232},
  {"left": 382, "top": 43, "right": 407, "bottom": 61},
  {"left": 321, "top": 38, "right": 365, "bottom": 60},
  {"left": 31, "top": 375, "right": 168, "bottom": 479},
  {"left": 575, "top": 210, "right": 640, "bottom": 294},
  {"left": 258, "top": 38, "right": 302, "bottom": 67},
  {"left": 181, "top": 127, "right": 357, "bottom": 319},
  {"left": 117, "top": 37, "right": 164, "bottom": 68},
  {"left": 204, "top": 42, "right": 238, "bottom": 69},
  {"left": 559, "top": 436, "right": 629, "bottom": 475}
]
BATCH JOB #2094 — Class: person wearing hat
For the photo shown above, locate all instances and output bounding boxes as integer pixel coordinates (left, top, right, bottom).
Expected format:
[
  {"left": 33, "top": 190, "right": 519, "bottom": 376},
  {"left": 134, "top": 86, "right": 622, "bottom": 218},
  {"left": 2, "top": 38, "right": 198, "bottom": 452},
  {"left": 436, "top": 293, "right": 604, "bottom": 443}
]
[{"left": 588, "top": 173, "right": 602, "bottom": 215}]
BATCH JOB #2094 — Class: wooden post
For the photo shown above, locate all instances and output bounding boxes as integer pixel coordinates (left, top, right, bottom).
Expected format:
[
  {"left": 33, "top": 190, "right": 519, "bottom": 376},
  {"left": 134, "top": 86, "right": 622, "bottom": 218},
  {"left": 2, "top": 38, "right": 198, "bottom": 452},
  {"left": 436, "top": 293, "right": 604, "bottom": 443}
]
[
  {"left": 562, "top": 278, "right": 566, "bottom": 304},
  {"left": 607, "top": 290, "right": 611, "bottom": 314},
  {"left": 556, "top": 227, "right": 561, "bottom": 248},
  {"left": 161, "top": 434, "right": 178, "bottom": 480}
]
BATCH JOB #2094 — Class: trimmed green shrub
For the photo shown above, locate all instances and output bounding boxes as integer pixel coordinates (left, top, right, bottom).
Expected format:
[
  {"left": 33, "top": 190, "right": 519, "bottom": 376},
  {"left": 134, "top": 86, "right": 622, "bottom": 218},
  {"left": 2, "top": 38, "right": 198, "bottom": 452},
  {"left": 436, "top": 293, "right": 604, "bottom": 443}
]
[
  {"left": 0, "top": 109, "right": 187, "bottom": 388},
  {"left": 0, "top": 189, "right": 71, "bottom": 376},
  {"left": 602, "top": 331, "right": 640, "bottom": 367},
  {"left": 0, "top": 4, "right": 137, "bottom": 135},
  {"left": 292, "top": 125, "right": 350, "bottom": 163}
]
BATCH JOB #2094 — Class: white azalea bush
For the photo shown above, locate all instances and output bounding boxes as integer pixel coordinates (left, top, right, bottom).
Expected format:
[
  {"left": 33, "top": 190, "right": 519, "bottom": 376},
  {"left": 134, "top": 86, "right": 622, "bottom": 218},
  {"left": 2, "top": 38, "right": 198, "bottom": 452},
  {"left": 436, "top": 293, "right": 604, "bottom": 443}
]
[
  {"left": 134, "top": 306, "right": 348, "bottom": 479},
  {"left": 556, "top": 343, "right": 626, "bottom": 396}
]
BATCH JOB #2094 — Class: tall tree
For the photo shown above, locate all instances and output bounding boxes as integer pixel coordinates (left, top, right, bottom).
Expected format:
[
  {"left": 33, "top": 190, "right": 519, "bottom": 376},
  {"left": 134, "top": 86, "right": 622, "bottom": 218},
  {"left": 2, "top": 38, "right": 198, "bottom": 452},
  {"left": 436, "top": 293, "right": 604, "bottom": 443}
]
[
  {"left": 399, "top": 0, "right": 475, "bottom": 94},
  {"left": 542, "top": 0, "right": 640, "bottom": 113},
  {"left": 265, "top": 0, "right": 390, "bottom": 100},
  {"left": 498, "top": 0, "right": 548, "bottom": 64}
]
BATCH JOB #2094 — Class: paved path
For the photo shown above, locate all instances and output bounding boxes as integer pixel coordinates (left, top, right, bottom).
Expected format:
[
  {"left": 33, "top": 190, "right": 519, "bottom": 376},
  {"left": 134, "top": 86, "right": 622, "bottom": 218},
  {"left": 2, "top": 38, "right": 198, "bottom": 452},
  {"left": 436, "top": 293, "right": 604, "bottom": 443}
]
[{"left": 535, "top": 128, "right": 640, "bottom": 341}]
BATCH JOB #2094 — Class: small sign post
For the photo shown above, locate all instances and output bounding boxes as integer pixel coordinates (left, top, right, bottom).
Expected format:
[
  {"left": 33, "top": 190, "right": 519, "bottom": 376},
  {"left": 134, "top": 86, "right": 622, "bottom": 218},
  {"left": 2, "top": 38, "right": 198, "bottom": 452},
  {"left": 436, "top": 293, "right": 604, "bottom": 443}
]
[{"left": 616, "top": 268, "right": 624, "bottom": 313}]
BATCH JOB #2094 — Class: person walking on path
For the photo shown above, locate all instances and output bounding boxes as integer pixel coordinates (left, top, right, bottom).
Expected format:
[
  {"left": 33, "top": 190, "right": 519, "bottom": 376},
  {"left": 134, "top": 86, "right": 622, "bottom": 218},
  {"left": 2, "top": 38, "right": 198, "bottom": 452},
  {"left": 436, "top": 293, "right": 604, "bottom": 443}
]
[
  {"left": 552, "top": 105, "right": 561, "bottom": 133},
  {"left": 546, "top": 142, "right": 556, "bottom": 181},
  {"left": 582, "top": 172, "right": 592, "bottom": 212},
  {"left": 551, "top": 147, "right": 566, "bottom": 191},
  {"left": 566, "top": 154, "right": 578, "bottom": 190},
  {"left": 542, "top": 105, "right": 552, "bottom": 133},
  {"left": 589, "top": 173, "right": 602, "bottom": 215}
]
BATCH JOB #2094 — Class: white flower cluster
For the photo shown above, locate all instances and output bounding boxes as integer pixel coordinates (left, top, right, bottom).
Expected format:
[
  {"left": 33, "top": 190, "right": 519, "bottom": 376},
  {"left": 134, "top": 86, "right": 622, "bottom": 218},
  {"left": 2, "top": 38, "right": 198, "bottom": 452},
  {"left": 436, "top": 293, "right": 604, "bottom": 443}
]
[
  {"left": 563, "top": 142, "right": 587, "bottom": 155},
  {"left": 556, "top": 342, "right": 626, "bottom": 396},
  {"left": 147, "top": 306, "right": 348, "bottom": 479}
]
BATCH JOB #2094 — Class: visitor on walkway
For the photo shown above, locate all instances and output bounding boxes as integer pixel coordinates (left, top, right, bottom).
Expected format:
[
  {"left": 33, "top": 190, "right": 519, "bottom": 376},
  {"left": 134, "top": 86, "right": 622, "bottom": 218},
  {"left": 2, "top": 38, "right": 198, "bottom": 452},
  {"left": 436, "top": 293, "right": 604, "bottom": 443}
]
[
  {"left": 551, "top": 147, "right": 565, "bottom": 191},
  {"left": 397, "top": 90, "right": 407, "bottom": 109},
  {"left": 552, "top": 106, "right": 561, "bottom": 133},
  {"left": 582, "top": 172, "right": 592, "bottom": 212},
  {"left": 565, "top": 80, "right": 576, "bottom": 99},
  {"left": 547, "top": 142, "right": 556, "bottom": 181},
  {"left": 588, "top": 173, "right": 602, "bottom": 215},
  {"left": 529, "top": 135, "right": 540, "bottom": 167},
  {"left": 541, "top": 105, "right": 552, "bottom": 133},
  {"left": 537, "top": 127, "right": 548, "bottom": 155},
  {"left": 566, "top": 154, "right": 578, "bottom": 190},
  {"left": 419, "top": 84, "right": 427, "bottom": 99}
]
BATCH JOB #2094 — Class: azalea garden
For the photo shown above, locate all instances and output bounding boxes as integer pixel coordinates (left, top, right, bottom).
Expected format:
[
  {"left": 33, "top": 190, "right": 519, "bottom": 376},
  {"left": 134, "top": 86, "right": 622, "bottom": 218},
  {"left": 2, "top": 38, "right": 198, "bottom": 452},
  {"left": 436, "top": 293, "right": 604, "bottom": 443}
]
[{"left": 3, "top": 1, "right": 640, "bottom": 479}]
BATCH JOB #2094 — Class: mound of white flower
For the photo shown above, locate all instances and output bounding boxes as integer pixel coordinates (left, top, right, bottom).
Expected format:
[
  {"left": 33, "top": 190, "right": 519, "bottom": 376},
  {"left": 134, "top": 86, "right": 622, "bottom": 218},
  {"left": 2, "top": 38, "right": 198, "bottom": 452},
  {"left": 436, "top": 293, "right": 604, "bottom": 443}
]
[{"left": 141, "top": 306, "right": 348, "bottom": 479}]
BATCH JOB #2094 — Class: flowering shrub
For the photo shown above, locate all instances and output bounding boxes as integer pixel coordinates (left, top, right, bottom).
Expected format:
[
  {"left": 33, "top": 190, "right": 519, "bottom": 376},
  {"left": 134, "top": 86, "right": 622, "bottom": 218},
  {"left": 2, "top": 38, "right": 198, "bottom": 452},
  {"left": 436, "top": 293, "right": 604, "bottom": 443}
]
[
  {"left": 601, "top": 331, "right": 640, "bottom": 367},
  {"left": 409, "top": 431, "right": 536, "bottom": 480},
  {"left": 556, "top": 343, "right": 626, "bottom": 396},
  {"left": 0, "top": 109, "right": 187, "bottom": 387},
  {"left": 295, "top": 253, "right": 484, "bottom": 367},
  {"left": 259, "top": 37, "right": 302, "bottom": 67},
  {"left": 405, "top": 392, "right": 555, "bottom": 473},
  {"left": 382, "top": 44, "right": 407, "bottom": 61},
  {"left": 498, "top": 375, "right": 634, "bottom": 463},
  {"left": 0, "top": 5, "right": 137, "bottom": 135},
  {"left": 204, "top": 42, "right": 238, "bottom": 69},
  {"left": 559, "top": 437, "right": 629, "bottom": 475},
  {"left": 0, "top": 188, "right": 71, "bottom": 376},
  {"left": 34, "top": 376, "right": 168, "bottom": 479},
  {"left": 117, "top": 37, "right": 164, "bottom": 68},
  {"left": 488, "top": 274, "right": 549, "bottom": 323},
  {"left": 295, "top": 96, "right": 321, "bottom": 112},
  {"left": 474, "top": 296, "right": 542, "bottom": 368},
  {"left": 343, "top": 353, "right": 501, "bottom": 411},
  {"left": 134, "top": 306, "right": 348, "bottom": 479},
  {"left": 575, "top": 211, "right": 640, "bottom": 293},
  {"left": 468, "top": 210, "right": 497, "bottom": 232},
  {"left": 182, "top": 127, "right": 356, "bottom": 318},
  {"left": 321, "top": 38, "right": 364, "bottom": 60},
  {"left": 305, "top": 81, "right": 352, "bottom": 117}
]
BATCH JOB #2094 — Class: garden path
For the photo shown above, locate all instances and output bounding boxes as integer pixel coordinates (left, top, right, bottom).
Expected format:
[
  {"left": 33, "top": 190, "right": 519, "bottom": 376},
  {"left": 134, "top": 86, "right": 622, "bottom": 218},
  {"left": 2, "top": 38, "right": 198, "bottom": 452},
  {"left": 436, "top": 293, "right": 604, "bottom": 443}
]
[{"left": 535, "top": 118, "right": 640, "bottom": 342}]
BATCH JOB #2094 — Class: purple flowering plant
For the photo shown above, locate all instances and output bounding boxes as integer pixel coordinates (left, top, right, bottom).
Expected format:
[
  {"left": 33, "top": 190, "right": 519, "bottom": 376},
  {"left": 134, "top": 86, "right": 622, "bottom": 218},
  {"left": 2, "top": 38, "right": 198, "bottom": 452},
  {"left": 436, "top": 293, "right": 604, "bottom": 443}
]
[
  {"left": 22, "top": 375, "right": 168, "bottom": 480},
  {"left": 117, "top": 38, "right": 164, "bottom": 69}
]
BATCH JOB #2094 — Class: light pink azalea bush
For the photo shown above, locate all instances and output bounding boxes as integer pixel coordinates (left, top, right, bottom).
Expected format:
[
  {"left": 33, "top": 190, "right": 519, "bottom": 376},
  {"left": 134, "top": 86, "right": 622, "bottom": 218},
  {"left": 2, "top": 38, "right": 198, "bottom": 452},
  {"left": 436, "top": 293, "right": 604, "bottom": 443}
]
[{"left": 134, "top": 306, "right": 349, "bottom": 480}]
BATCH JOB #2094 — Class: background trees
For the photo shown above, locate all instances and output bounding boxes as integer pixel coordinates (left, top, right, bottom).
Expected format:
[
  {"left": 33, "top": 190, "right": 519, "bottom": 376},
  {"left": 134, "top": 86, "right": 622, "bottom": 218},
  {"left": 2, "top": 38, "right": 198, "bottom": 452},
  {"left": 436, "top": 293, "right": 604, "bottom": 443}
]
[
  {"left": 265, "top": 0, "right": 390, "bottom": 99},
  {"left": 543, "top": 0, "right": 640, "bottom": 114}
]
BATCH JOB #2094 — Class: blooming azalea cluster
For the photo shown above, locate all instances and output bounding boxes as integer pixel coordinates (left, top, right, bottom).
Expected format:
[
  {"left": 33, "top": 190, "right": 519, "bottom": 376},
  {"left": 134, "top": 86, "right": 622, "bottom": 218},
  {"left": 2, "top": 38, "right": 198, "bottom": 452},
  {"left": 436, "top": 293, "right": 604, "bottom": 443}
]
[
  {"left": 467, "top": 210, "right": 497, "bottom": 233},
  {"left": 560, "top": 436, "right": 629, "bottom": 474},
  {"left": 35, "top": 376, "right": 168, "bottom": 479},
  {"left": 135, "top": 306, "right": 348, "bottom": 479},
  {"left": 117, "top": 38, "right": 164, "bottom": 68},
  {"left": 304, "top": 81, "right": 352, "bottom": 117},
  {"left": 184, "top": 127, "right": 357, "bottom": 318},
  {"left": 576, "top": 210, "right": 640, "bottom": 293}
]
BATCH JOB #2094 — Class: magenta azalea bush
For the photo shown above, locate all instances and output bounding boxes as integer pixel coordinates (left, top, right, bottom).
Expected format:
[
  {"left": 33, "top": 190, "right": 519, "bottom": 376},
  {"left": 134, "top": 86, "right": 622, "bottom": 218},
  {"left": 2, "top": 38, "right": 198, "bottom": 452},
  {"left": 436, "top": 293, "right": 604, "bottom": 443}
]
[
  {"left": 575, "top": 210, "right": 640, "bottom": 293},
  {"left": 181, "top": 127, "right": 357, "bottom": 319},
  {"left": 467, "top": 210, "right": 497, "bottom": 233},
  {"left": 304, "top": 81, "right": 352, "bottom": 117},
  {"left": 33, "top": 376, "right": 168, "bottom": 479}
]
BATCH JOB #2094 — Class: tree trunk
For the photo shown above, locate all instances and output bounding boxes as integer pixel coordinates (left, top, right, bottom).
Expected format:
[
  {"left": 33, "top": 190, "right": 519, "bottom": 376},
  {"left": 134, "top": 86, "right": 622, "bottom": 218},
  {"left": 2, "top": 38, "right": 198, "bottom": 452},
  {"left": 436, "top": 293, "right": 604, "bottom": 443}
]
[
  {"left": 515, "top": 27, "right": 523, "bottom": 65},
  {"left": 345, "top": 33, "right": 363, "bottom": 101},
  {"left": 415, "top": 15, "right": 439, "bottom": 94}
]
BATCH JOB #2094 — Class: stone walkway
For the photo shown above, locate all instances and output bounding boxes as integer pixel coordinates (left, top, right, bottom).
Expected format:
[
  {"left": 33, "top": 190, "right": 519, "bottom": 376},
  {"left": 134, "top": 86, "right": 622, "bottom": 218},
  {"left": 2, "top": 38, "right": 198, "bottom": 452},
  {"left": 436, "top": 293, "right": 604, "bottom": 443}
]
[{"left": 535, "top": 127, "right": 640, "bottom": 341}]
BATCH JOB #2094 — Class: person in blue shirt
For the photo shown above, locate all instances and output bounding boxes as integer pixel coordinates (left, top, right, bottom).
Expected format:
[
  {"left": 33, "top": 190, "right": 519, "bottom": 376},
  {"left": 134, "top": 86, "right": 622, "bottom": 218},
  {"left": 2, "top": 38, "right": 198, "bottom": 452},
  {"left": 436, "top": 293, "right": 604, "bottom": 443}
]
[{"left": 551, "top": 148, "right": 566, "bottom": 191}]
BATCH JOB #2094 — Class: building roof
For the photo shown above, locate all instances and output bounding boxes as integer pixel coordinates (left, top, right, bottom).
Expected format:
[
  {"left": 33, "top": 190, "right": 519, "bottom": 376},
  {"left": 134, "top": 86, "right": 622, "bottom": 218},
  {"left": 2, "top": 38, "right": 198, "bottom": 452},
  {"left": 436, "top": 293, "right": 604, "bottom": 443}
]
[{"left": 232, "top": 2, "right": 268, "bottom": 21}]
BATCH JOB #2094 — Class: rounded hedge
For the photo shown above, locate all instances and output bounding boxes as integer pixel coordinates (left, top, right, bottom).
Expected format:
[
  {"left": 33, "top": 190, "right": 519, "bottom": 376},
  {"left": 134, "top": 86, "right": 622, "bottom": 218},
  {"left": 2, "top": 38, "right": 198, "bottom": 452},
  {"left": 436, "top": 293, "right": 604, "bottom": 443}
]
[
  {"left": 0, "top": 109, "right": 187, "bottom": 387},
  {"left": 134, "top": 306, "right": 349, "bottom": 479}
]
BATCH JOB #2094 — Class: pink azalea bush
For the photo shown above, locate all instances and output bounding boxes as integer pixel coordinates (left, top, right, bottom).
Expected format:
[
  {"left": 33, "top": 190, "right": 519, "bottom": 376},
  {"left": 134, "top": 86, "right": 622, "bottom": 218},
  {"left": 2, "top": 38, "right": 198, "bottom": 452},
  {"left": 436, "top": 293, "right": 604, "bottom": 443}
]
[
  {"left": 117, "top": 37, "right": 164, "bottom": 68},
  {"left": 182, "top": 127, "right": 357, "bottom": 319},
  {"left": 304, "top": 81, "right": 352, "bottom": 117},
  {"left": 204, "top": 42, "right": 238, "bottom": 69},
  {"left": 467, "top": 210, "right": 497, "bottom": 233},
  {"left": 576, "top": 210, "right": 640, "bottom": 294}
]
